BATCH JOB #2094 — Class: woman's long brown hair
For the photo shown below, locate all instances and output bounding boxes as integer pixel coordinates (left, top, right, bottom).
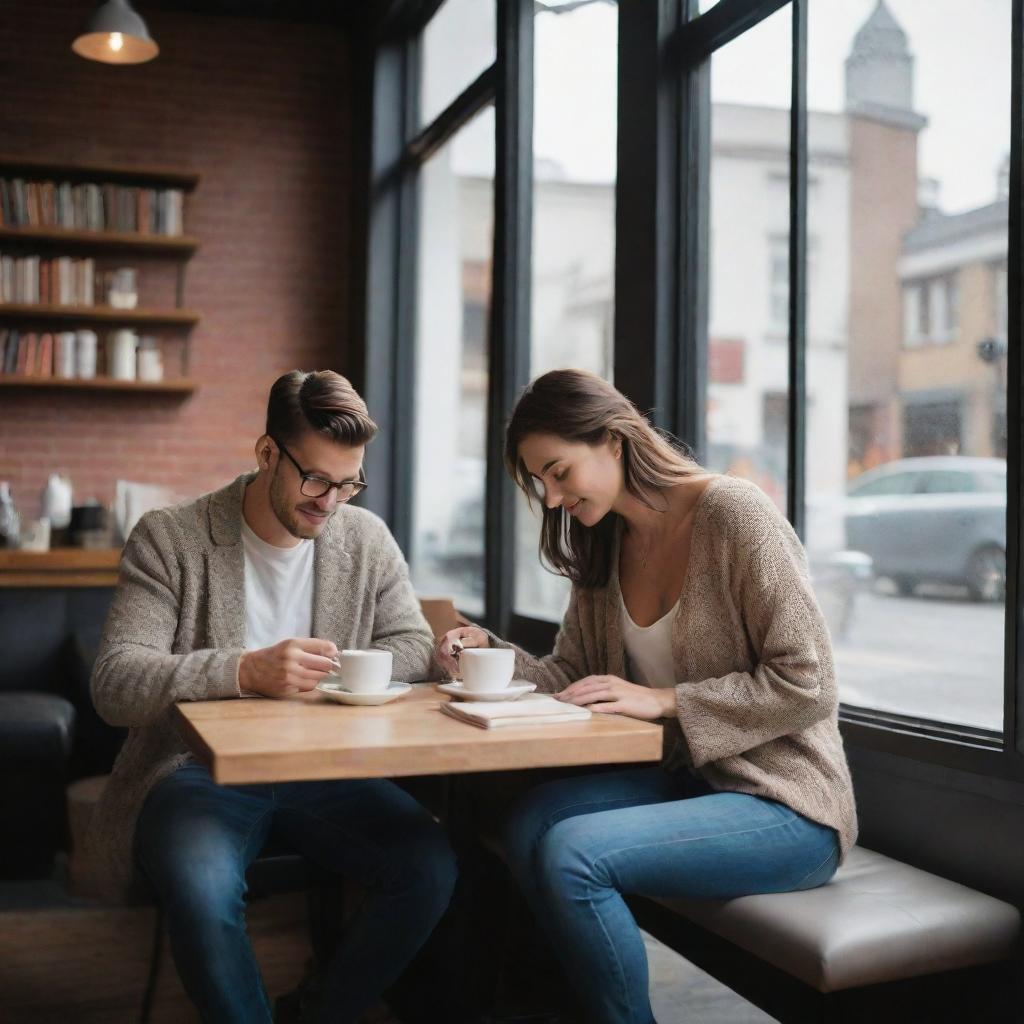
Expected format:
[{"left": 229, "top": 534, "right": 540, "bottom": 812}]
[{"left": 504, "top": 369, "right": 704, "bottom": 589}]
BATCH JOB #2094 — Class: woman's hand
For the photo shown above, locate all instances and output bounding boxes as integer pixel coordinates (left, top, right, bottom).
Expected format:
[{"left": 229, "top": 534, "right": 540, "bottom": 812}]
[
  {"left": 556, "top": 675, "right": 677, "bottom": 721},
  {"left": 434, "top": 625, "right": 491, "bottom": 679}
]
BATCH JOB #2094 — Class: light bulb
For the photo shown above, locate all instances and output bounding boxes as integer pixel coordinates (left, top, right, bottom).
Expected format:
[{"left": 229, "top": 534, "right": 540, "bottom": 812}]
[{"left": 108, "top": 32, "right": 124, "bottom": 52}]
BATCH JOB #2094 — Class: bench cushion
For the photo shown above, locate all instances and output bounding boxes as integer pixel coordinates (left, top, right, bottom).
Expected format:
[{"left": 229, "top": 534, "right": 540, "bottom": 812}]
[{"left": 653, "top": 846, "right": 1020, "bottom": 992}]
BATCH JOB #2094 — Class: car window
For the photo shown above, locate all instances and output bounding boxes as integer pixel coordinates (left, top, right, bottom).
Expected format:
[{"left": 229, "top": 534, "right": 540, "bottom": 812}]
[
  {"left": 848, "top": 472, "right": 917, "bottom": 497},
  {"left": 916, "top": 471, "right": 975, "bottom": 494},
  {"left": 975, "top": 471, "right": 1007, "bottom": 493}
]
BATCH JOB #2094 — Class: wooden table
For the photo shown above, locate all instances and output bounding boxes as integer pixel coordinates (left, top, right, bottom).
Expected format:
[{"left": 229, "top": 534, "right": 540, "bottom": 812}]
[{"left": 175, "top": 684, "right": 663, "bottom": 785}]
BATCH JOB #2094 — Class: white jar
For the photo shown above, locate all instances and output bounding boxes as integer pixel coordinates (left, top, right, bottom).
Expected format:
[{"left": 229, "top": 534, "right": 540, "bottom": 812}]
[
  {"left": 75, "top": 330, "right": 98, "bottom": 379},
  {"left": 137, "top": 338, "right": 164, "bottom": 382},
  {"left": 41, "top": 473, "right": 73, "bottom": 530},
  {"left": 109, "top": 329, "right": 138, "bottom": 380}
]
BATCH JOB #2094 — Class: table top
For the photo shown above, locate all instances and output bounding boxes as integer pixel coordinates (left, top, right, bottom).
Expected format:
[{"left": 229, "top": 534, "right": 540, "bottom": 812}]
[{"left": 174, "top": 684, "right": 664, "bottom": 785}]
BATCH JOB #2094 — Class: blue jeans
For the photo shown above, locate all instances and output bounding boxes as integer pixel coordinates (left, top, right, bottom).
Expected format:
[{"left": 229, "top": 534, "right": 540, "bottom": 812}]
[
  {"left": 502, "top": 766, "right": 839, "bottom": 1024},
  {"left": 135, "top": 762, "right": 457, "bottom": 1024}
]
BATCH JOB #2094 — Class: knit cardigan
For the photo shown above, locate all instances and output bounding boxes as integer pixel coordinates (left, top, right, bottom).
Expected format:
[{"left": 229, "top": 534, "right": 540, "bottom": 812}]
[
  {"left": 493, "top": 474, "right": 858, "bottom": 858},
  {"left": 87, "top": 473, "right": 434, "bottom": 901}
]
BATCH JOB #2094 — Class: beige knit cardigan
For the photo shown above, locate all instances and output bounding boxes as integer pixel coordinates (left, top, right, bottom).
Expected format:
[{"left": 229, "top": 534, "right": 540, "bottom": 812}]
[
  {"left": 493, "top": 474, "right": 858, "bottom": 858},
  {"left": 88, "top": 473, "right": 435, "bottom": 901}
]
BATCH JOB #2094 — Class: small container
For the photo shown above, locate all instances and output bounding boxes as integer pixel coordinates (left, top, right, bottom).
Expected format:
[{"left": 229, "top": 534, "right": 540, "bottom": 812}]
[
  {"left": 41, "top": 473, "right": 73, "bottom": 530},
  {"left": 19, "top": 517, "right": 50, "bottom": 552},
  {"left": 137, "top": 337, "right": 164, "bottom": 382},
  {"left": 70, "top": 502, "right": 111, "bottom": 549},
  {"left": 75, "top": 330, "right": 98, "bottom": 379},
  {"left": 107, "top": 267, "right": 138, "bottom": 309},
  {"left": 109, "top": 328, "right": 138, "bottom": 380},
  {"left": 0, "top": 482, "right": 19, "bottom": 549}
]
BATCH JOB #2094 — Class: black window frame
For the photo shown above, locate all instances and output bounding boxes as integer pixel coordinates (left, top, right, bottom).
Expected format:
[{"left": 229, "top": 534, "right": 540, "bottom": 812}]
[{"left": 357, "top": 0, "right": 1024, "bottom": 783}]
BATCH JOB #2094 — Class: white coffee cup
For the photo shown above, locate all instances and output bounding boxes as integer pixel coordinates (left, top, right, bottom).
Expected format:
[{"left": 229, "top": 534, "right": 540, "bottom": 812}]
[
  {"left": 331, "top": 649, "right": 393, "bottom": 694},
  {"left": 459, "top": 648, "right": 515, "bottom": 692}
]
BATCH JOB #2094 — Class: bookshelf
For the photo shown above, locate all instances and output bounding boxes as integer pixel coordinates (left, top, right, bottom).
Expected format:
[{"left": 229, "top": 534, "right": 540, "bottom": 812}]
[{"left": 0, "top": 157, "right": 200, "bottom": 394}]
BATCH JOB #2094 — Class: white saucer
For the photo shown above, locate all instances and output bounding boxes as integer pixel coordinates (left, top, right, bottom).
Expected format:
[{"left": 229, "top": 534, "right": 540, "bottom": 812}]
[
  {"left": 317, "top": 681, "right": 412, "bottom": 706},
  {"left": 436, "top": 680, "right": 537, "bottom": 702}
]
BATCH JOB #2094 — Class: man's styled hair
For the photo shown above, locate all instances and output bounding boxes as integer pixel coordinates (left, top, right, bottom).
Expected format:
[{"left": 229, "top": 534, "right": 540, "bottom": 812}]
[{"left": 266, "top": 370, "right": 378, "bottom": 447}]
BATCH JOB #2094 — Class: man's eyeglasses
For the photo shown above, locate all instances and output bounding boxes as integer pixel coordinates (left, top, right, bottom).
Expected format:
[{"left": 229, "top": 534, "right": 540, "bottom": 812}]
[{"left": 271, "top": 437, "right": 368, "bottom": 501}]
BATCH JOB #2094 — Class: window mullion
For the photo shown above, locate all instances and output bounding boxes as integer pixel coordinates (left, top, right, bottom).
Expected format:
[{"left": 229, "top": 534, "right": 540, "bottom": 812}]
[
  {"left": 786, "top": 0, "right": 807, "bottom": 540},
  {"left": 1008, "top": 0, "right": 1023, "bottom": 751},
  {"left": 486, "top": 0, "right": 533, "bottom": 636}
]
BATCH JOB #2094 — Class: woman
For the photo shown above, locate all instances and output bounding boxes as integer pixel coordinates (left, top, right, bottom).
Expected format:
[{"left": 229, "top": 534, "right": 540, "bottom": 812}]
[{"left": 435, "top": 369, "right": 856, "bottom": 1024}]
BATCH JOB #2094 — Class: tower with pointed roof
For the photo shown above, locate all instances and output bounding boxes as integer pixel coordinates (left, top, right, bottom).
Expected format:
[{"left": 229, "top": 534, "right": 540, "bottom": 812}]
[
  {"left": 845, "top": 0, "right": 925, "bottom": 467},
  {"left": 845, "top": 0, "right": 924, "bottom": 131}
]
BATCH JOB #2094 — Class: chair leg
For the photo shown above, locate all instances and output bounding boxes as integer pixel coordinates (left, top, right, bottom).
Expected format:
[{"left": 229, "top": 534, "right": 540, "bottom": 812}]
[{"left": 139, "top": 905, "right": 164, "bottom": 1024}]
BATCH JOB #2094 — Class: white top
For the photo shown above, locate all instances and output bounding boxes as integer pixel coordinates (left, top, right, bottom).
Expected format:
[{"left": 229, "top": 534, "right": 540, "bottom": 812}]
[
  {"left": 241, "top": 519, "right": 315, "bottom": 650},
  {"left": 620, "top": 591, "right": 679, "bottom": 689}
]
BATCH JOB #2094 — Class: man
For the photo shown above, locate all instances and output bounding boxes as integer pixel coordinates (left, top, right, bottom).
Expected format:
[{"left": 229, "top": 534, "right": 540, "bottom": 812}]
[{"left": 89, "top": 370, "right": 456, "bottom": 1023}]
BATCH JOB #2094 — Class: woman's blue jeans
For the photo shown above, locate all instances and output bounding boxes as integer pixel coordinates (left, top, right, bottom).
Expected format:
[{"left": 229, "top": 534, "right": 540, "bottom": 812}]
[
  {"left": 135, "top": 762, "right": 457, "bottom": 1024},
  {"left": 501, "top": 766, "right": 840, "bottom": 1024}
]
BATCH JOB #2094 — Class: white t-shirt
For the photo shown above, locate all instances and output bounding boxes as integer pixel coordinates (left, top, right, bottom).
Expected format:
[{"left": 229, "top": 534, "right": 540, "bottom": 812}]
[
  {"left": 620, "top": 591, "right": 678, "bottom": 688},
  {"left": 240, "top": 519, "right": 315, "bottom": 650}
]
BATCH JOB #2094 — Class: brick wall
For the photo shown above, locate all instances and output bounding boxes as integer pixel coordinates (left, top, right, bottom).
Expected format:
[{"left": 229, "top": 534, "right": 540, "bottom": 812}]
[{"left": 0, "top": 2, "right": 353, "bottom": 520}]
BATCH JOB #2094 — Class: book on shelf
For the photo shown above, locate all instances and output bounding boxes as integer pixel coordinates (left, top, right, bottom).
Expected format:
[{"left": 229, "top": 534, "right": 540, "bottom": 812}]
[
  {"left": 0, "top": 328, "right": 16, "bottom": 373},
  {"left": 37, "top": 332, "right": 53, "bottom": 377},
  {"left": 0, "top": 177, "right": 185, "bottom": 236},
  {"left": 0, "top": 330, "right": 58, "bottom": 377},
  {"left": 17, "top": 332, "right": 33, "bottom": 374},
  {"left": 0, "top": 253, "right": 97, "bottom": 305}
]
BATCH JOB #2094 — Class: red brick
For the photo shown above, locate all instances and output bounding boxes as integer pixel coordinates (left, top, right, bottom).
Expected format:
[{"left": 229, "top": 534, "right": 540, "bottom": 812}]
[{"left": 0, "top": 2, "right": 353, "bottom": 519}]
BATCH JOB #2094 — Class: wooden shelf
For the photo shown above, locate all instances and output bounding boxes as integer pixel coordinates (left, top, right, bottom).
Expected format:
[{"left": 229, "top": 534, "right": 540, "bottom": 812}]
[
  {"left": 0, "top": 303, "right": 199, "bottom": 327},
  {"left": 0, "top": 156, "right": 199, "bottom": 190},
  {"left": 0, "top": 226, "right": 198, "bottom": 255},
  {"left": 0, "top": 374, "right": 197, "bottom": 394},
  {"left": 0, "top": 547, "right": 120, "bottom": 588}
]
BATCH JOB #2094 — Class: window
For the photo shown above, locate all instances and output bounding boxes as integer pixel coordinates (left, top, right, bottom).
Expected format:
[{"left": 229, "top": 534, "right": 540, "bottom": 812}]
[
  {"left": 703, "top": 4, "right": 792, "bottom": 515},
  {"left": 769, "top": 238, "right": 789, "bottom": 333},
  {"left": 807, "top": 0, "right": 1009, "bottom": 732},
  {"left": 903, "top": 275, "right": 959, "bottom": 346},
  {"left": 420, "top": 0, "right": 496, "bottom": 126},
  {"left": 408, "top": 108, "right": 495, "bottom": 615},
  {"left": 848, "top": 472, "right": 918, "bottom": 499},
  {"left": 513, "top": 0, "right": 618, "bottom": 623},
  {"left": 367, "top": 0, "right": 1021, "bottom": 773},
  {"left": 916, "top": 470, "right": 975, "bottom": 494}
]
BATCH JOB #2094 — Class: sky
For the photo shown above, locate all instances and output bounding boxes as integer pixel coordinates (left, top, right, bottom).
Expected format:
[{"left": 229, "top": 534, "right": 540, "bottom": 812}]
[{"left": 445, "top": 0, "right": 1011, "bottom": 217}]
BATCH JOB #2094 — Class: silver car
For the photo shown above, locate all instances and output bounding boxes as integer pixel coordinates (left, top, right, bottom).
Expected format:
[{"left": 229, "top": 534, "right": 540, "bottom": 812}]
[{"left": 844, "top": 456, "right": 1006, "bottom": 601}]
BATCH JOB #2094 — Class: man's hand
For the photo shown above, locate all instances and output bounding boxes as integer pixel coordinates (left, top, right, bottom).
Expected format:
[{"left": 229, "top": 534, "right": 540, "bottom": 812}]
[
  {"left": 555, "top": 675, "right": 677, "bottom": 721},
  {"left": 238, "top": 638, "right": 339, "bottom": 698}
]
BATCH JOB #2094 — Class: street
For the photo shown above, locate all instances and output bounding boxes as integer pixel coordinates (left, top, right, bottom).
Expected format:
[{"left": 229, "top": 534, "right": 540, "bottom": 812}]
[{"left": 834, "top": 588, "right": 1005, "bottom": 732}]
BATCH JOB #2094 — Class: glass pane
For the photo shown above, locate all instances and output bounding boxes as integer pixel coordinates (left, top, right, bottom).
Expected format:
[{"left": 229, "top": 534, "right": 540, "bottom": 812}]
[
  {"left": 805, "top": 0, "right": 1010, "bottom": 731},
  {"left": 409, "top": 108, "right": 495, "bottom": 615},
  {"left": 513, "top": 0, "right": 618, "bottom": 621},
  {"left": 420, "top": 0, "right": 496, "bottom": 127},
  {"left": 704, "top": 5, "right": 792, "bottom": 515}
]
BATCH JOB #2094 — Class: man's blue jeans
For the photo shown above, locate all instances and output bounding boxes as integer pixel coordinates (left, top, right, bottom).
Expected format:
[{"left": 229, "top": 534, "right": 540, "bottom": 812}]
[
  {"left": 135, "top": 762, "right": 457, "bottom": 1024},
  {"left": 502, "top": 766, "right": 840, "bottom": 1024}
]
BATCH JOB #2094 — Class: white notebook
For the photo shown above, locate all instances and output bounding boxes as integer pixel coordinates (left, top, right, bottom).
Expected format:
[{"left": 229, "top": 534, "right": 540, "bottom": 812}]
[{"left": 439, "top": 693, "right": 592, "bottom": 729}]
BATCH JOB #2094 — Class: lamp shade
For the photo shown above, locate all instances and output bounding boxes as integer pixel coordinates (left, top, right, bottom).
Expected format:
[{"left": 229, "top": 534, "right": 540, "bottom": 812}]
[{"left": 72, "top": 0, "right": 159, "bottom": 65}]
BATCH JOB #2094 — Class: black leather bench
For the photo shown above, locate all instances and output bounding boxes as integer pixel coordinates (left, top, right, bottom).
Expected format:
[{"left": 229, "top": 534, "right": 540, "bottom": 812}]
[{"left": 0, "top": 585, "right": 118, "bottom": 877}]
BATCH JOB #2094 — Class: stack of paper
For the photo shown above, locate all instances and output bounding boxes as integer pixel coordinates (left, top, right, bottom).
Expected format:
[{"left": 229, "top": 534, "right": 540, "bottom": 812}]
[{"left": 439, "top": 693, "right": 592, "bottom": 729}]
